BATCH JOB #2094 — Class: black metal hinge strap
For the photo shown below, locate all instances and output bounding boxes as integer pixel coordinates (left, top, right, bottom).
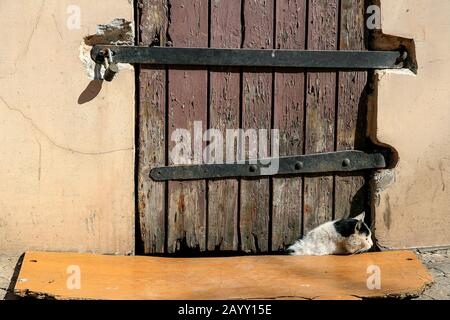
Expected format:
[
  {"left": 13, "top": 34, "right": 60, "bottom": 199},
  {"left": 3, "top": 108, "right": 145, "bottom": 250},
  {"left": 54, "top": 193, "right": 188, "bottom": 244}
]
[
  {"left": 149, "top": 151, "right": 386, "bottom": 181},
  {"left": 91, "top": 46, "right": 406, "bottom": 70}
]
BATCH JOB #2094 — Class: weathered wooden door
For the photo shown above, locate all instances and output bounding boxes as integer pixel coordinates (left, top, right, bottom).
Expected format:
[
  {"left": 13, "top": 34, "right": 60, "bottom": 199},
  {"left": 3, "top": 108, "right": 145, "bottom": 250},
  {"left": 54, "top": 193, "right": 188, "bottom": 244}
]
[{"left": 137, "top": 0, "right": 369, "bottom": 255}]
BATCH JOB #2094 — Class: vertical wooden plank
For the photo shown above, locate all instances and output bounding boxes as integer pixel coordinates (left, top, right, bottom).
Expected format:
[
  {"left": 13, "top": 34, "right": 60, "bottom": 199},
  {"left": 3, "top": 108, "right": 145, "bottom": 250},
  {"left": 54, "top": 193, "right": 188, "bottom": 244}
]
[
  {"left": 271, "top": 0, "right": 307, "bottom": 251},
  {"left": 208, "top": 0, "right": 241, "bottom": 251},
  {"left": 167, "top": 0, "right": 208, "bottom": 253},
  {"left": 240, "top": 0, "right": 274, "bottom": 253},
  {"left": 138, "top": 0, "right": 169, "bottom": 254},
  {"left": 303, "top": 0, "right": 338, "bottom": 233},
  {"left": 335, "top": 0, "right": 368, "bottom": 219}
]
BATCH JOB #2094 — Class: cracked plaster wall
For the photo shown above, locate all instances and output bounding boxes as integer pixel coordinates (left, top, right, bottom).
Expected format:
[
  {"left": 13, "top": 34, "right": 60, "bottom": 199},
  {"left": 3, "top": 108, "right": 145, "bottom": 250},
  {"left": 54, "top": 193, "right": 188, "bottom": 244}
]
[
  {"left": 0, "top": 0, "right": 135, "bottom": 254},
  {"left": 373, "top": 0, "right": 450, "bottom": 249}
]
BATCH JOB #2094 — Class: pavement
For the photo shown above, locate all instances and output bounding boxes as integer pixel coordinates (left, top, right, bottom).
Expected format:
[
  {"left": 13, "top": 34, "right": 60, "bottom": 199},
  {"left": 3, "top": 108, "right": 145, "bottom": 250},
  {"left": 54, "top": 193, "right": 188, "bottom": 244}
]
[
  {"left": 1, "top": 249, "right": 449, "bottom": 300},
  {"left": 414, "top": 248, "right": 450, "bottom": 300},
  {"left": 0, "top": 254, "right": 21, "bottom": 300}
]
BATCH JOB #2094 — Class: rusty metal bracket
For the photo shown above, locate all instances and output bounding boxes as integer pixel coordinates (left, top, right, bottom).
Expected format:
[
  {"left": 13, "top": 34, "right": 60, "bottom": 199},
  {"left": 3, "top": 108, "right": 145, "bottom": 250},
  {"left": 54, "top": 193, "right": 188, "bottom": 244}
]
[
  {"left": 149, "top": 151, "right": 386, "bottom": 181},
  {"left": 91, "top": 45, "right": 407, "bottom": 70}
]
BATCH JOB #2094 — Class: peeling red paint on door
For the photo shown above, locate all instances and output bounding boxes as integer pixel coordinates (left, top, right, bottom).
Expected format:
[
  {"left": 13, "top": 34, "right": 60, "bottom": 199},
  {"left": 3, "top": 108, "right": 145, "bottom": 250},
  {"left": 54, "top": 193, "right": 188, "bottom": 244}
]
[{"left": 138, "top": 0, "right": 371, "bottom": 255}]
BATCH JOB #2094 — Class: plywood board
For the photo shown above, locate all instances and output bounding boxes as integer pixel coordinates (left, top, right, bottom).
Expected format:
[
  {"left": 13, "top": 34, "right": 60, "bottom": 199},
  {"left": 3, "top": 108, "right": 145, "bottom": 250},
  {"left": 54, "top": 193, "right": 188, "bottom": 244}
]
[{"left": 15, "top": 251, "right": 432, "bottom": 300}]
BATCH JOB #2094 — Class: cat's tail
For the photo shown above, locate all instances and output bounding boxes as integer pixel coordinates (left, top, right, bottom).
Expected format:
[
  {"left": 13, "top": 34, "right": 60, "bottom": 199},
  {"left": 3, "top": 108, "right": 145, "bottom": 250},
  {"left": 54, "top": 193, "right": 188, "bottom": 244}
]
[
  {"left": 285, "top": 247, "right": 295, "bottom": 255},
  {"left": 284, "top": 240, "right": 304, "bottom": 256},
  {"left": 284, "top": 242, "right": 300, "bottom": 255}
]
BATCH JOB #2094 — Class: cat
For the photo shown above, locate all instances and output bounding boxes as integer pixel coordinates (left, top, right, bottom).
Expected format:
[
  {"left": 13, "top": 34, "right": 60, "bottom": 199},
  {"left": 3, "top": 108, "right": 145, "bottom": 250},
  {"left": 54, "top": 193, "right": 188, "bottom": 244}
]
[{"left": 286, "top": 212, "right": 373, "bottom": 256}]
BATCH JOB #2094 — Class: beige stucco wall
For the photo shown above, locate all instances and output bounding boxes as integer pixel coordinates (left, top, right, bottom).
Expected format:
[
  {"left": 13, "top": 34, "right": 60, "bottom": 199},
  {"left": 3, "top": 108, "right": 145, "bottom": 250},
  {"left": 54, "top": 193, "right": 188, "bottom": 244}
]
[
  {"left": 373, "top": 0, "right": 450, "bottom": 249},
  {"left": 0, "top": 0, "right": 135, "bottom": 254}
]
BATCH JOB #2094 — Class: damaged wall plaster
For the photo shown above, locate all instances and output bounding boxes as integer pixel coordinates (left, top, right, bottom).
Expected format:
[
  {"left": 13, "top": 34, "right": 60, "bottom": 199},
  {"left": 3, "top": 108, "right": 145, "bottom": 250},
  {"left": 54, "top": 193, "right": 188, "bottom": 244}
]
[
  {"left": 372, "top": 169, "right": 396, "bottom": 207},
  {"left": 80, "top": 18, "right": 134, "bottom": 79}
]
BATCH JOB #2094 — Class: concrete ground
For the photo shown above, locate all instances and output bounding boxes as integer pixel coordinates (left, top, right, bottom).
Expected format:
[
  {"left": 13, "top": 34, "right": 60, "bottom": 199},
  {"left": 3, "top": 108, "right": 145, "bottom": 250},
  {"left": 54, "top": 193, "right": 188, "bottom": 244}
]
[
  {"left": 1, "top": 249, "right": 449, "bottom": 300},
  {"left": 414, "top": 248, "right": 450, "bottom": 300},
  {"left": 0, "top": 255, "right": 20, "bottom": 300}
]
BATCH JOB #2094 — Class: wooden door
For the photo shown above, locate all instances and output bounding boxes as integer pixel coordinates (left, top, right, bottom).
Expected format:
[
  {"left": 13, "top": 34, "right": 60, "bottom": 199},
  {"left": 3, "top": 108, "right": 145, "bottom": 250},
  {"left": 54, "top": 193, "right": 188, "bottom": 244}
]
[{"left": 137, "top": 0, "right": 369, "bottom": 255}]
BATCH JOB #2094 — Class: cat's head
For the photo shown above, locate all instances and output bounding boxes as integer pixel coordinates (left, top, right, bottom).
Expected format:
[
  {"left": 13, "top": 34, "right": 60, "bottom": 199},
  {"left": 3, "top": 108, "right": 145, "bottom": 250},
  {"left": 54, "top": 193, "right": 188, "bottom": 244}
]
[{"left": 334, "top": 212, "right": 373, "bottom": 254}]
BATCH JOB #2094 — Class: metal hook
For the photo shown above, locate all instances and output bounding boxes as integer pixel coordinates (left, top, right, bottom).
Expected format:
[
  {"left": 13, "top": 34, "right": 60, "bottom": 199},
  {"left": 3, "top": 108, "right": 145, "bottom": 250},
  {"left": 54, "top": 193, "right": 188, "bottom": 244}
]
[{"left": 103, "top": 49, "right": 119, "bottom": 82}]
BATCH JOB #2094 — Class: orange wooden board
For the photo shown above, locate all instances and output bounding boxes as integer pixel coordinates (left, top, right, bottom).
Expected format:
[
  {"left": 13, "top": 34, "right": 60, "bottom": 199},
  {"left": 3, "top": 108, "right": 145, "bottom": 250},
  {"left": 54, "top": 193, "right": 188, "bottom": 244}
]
[{"left": 14, "top": 251, "right": 432, "bottom": 300}]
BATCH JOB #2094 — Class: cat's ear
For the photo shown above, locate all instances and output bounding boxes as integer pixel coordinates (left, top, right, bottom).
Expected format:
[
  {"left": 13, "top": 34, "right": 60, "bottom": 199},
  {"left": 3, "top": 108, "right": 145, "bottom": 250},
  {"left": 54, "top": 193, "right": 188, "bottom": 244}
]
[
  {"left": 355, "top": 212, "right": 365, "bottom": 222},
  {"left": 355, "top": 220, "right": 363, "bottom": 232}
]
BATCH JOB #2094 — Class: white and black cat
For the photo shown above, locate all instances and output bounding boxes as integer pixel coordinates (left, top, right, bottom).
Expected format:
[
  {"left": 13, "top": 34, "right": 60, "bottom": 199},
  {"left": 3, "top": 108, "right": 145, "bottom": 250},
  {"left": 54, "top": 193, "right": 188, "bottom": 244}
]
[{"left": 287, "top": 212, "right": 373, "bottom": 256}]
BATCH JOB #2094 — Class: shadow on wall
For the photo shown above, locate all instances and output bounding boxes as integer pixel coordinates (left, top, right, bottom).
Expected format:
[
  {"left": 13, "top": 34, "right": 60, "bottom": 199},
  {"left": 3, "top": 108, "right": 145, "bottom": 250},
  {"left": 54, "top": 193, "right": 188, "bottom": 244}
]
[
  {"left": 78, "top": 79, "right": 103, "bottom": 104},
  {"left": 367, "top": 30, "right": 418, "bottom": 170},
  {"left": 365, "top": 17, "right": 418, "bottom": 250}
]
